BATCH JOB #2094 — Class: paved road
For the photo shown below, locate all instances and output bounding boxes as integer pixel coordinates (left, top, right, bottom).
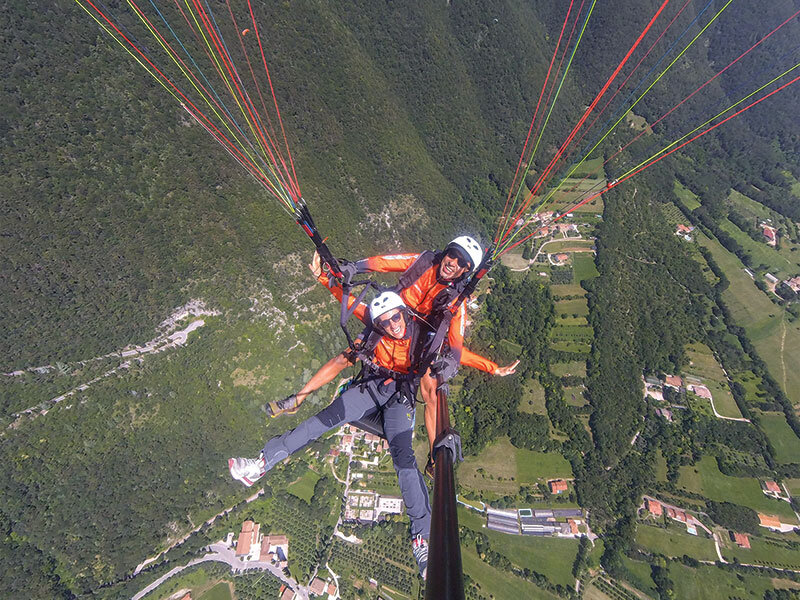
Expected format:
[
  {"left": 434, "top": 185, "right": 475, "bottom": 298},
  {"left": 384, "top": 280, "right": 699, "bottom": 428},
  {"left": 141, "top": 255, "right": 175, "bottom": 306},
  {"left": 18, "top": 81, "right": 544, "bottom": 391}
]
[{"left": 131, "top": 543, "right": 308, "bottom": 600}]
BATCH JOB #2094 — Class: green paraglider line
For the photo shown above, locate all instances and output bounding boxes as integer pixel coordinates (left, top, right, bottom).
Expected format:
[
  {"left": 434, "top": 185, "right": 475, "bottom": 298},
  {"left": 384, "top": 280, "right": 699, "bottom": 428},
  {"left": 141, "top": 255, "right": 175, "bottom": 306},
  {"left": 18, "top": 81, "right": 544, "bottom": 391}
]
[
  {"left": 498, "top": 67, "right": 800, "bottom": 258},
  {"left": 495, "top": 0, "right": 578, "bottom": 244},
  {"left": 496, "top": 0, "right": 595, "bottom": 247},
  {"left": 499, "top": 0, "right": 673, "bottom": 249}
]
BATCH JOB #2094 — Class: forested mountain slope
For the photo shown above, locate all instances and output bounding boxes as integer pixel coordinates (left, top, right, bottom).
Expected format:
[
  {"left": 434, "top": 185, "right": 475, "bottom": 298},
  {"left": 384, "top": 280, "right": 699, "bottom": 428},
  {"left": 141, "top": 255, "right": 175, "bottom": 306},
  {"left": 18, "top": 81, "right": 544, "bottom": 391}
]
[{"left": 2, "top": 0, "right": 800, "bottom": 598}]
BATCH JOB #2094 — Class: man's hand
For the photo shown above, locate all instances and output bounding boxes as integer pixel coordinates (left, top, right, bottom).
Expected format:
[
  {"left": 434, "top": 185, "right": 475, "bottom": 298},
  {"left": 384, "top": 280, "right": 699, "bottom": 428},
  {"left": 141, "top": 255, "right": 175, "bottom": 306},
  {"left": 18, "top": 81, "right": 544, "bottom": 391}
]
[
  {"left": 494, "top": 360, "right": 520, "bottom": 376},
  {"left": 309, "top": 251, "right": 322, "bottom": 278}
]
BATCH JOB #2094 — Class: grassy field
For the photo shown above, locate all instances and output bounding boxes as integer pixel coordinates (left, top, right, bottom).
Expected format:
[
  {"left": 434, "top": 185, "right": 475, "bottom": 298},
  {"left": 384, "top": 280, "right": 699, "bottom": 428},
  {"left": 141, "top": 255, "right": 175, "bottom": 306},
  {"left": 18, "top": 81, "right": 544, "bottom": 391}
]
[
  {"left": 550, "top": 282, "right": 587, "bottom": 296},
  {"left": 625, "top": 111, "right": 652, "bottom": 133},
  {"left": 678, "top": 456, "right": 797, "bottom": 522},
  {"left": 718, "top": 218, "right": 800, "bottom": 279},
  {"left": 720, "top": 535, "right": 800, "bottom": 570},
  {"left": 483, "top": 532, "right": 579, "bottom": 588},
  {"left": 621, "top": 556, "right": 657, "bottom": 597},
  {"left": 461, "top": 547, "right": 561, "bottom": 600},
  {"left": 198, "top": 582, "right": 233, "bottom": 600},
  {"left": 758, "top": 411, "right": 800, "bottom": 464},
  {"left": 674, "top": 181, "right": 701, "bottom": 210},
  {"left": 735, "top": 371, "right": 766, "bottom": 405},
  {"left": 516, "top": 448, "right": 574, "bottom": 481},
  {"left": 654, "top": 450, "right": 668, "bottom": 483},
  {"left": 500, "top": 250, "right": 530, "bottom": 270},
  {"left": 669, "top": 562, "right": 779, "bottom": 600},
  {"left": 458, "top": 438, "right": 573, "bottom": 495},
  {"left": 696, "top": 232, "right": 800, "bottom": 408},
  {"left": 458, "top": 505, "right": 579, "bottom": 588},
  {"left": 573, "top": 253, "right": 600, "bottom": 282},
  {"left": 727, "top": 189, "right": 774, "bottom": 221},
  {"left": 785, "top": 479, "right": 800, "bottom": 496},
  {"left": 287, "top": 468, "right": 321, "bottom": 503},
  {"left": 544, "top": 239, "right": 596, "bottom": 253},
  {"left": 551, "top": 361, "right": 587, "bottom": 378},
  {"left": 152, "top": 567, "right": 221, "bottom": 600},
  {"left": 555, "top": 298, "right": 589, "bottom": 317},
  {"left": 458, "top": 437, "right": 524, "bottom": 495},
  {"left": 634, "top": 524, "right": 718, "bottom": 561},
  {"left": 520, "top": 379, "right": 547, "bottom": 415},
  {"left": 564, "top": 386, "right": 587, "bottom": 407},
  {"left": 684, "top": 342, "right": 742, "bottom": 419}
]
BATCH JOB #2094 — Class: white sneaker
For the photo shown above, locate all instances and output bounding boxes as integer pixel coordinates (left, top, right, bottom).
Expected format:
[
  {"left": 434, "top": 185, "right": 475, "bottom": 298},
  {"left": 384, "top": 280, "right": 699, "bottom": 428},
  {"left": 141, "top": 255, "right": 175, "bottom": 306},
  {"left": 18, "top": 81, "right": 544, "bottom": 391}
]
[
  {"left": 412, "top": 534, "right": 429, "bottom": 580},
  {"left": 228, "top": 454, "right": 266, "bottom": 487}
]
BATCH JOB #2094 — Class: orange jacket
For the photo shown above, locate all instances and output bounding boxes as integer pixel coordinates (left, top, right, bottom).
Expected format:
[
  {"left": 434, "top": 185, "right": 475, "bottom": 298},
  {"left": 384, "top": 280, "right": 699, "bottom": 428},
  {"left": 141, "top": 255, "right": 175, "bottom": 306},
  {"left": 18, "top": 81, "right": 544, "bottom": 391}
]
[
  {"left": 356, "top": 253, "right": 470, "bottom": 360},
  {"left": 317, "top": 272, "right": 497, "bottom": 374}
]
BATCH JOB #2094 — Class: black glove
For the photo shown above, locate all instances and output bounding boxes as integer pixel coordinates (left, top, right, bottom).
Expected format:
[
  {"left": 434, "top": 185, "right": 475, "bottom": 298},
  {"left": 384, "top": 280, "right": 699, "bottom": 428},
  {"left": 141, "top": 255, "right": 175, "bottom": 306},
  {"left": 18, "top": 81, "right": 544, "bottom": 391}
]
[{"left": 430, "top": 352, "right": 459, "bottom": 382}]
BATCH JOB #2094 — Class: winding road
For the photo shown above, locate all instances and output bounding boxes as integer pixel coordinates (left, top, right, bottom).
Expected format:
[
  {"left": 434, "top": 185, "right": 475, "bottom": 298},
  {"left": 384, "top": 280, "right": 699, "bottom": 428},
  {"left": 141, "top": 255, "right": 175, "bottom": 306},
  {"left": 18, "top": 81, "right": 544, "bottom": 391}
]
[{"left": 131, "top": 542, "right": 307, "bottom": 600}]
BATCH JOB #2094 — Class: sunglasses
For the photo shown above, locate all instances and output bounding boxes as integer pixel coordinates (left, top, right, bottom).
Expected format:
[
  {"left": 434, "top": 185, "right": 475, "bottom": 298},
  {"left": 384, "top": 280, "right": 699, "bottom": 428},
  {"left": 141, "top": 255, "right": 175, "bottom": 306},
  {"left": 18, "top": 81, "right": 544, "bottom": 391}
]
[
  {"left": 378, "top": 312, "right": 404, "bottom": 329},
  {"left": 446, "top": 248, "right": 471, "bottom": 269}
]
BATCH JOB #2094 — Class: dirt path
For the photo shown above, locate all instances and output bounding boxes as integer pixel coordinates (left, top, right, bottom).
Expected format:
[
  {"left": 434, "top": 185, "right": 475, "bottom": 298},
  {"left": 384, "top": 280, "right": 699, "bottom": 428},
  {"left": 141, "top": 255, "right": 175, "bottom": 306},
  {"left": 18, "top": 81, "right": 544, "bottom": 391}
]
[{"left": 781, "top": 312, "right": 788, "bottom": 393}]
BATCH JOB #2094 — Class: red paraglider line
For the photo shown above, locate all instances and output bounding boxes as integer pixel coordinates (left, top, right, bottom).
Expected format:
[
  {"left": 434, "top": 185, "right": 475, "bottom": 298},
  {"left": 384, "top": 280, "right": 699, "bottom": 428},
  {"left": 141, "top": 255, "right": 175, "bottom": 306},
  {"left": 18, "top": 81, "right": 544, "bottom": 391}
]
[
  {"left": 189, "top": 0, "right": 282, "bottom": 188},
  {"left": 559, "top": 6, "right": 800, "bottom": 200},
  {"left": 78, "top": 0, "right": 288, "bottom": 204},
  {"left": 495, "top": 0, "right": 577, "bottom": 244},
  {"left": 221, "top": 0, "right": 300, "bottom": 201},
  {"left": 248, "top": 0, "right": 302, "bottom": 202},
  {"left": 499, "top": 71, "right": 800, "bottom": 257},
  {"left": 499, "top": 0, "right": 672, "bottom": 246},
  {"left": 566, "top": 0, "right": 692, "bottom": 163}
]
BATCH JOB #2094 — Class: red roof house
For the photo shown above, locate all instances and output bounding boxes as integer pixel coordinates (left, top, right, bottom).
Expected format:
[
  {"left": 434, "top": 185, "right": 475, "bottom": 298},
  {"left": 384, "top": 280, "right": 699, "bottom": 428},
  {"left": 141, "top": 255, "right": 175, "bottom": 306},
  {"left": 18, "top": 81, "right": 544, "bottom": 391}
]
[
  {"left": 645, "top": 498, "right": 663, "bottom": 516},
  {"left": 309, "top": 577, "right": 326, "bottom": 596},
  {"left": 733, "top": 532, "right": 751, "bottom": 549},
  {"left": 764, "top": 480, "right": 781, "bottom": 494},
  {"left": 549, "top": 479, "right": 568, "bottom": 494}
]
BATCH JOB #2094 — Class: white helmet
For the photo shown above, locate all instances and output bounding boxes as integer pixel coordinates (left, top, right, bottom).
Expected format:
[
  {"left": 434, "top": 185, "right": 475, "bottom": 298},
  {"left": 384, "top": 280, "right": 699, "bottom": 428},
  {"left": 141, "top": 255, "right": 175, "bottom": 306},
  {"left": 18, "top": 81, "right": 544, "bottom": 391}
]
[
  {"left": 446, "top": 236, "right": 483, "bottom": 273},
  {"left": 369, "top": 291, "right": 406, "bottom": 323}
]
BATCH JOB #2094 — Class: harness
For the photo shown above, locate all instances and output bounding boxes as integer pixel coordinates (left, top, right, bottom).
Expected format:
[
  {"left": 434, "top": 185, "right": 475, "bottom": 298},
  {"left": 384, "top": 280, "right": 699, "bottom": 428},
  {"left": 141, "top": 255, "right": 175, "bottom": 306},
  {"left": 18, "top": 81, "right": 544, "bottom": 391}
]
[
  {"left": 397, "top": 247, "right": 496, "bottom": 379},
  {"left": 346, "top": 318, "right": 425, "bottom": 438},
  {"left": 393, "top": 251, "right": 470, "bottom": 315}
]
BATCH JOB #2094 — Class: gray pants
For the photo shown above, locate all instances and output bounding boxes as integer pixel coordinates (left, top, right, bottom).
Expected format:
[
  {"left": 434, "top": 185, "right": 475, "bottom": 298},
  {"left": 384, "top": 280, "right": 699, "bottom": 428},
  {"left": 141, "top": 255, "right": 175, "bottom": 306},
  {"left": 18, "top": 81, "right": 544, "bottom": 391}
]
[{"left": 262, "top": 377, "right": 431, "bottom": 540}]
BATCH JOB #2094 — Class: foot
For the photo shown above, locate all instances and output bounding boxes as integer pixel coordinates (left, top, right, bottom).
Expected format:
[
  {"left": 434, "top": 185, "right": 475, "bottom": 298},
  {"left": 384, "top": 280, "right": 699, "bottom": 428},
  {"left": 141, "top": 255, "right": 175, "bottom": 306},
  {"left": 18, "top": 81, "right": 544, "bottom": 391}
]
[
  {"left": 264, "top": 394, "right": 301, "bottom": 418},
  {"left": 228, "top": 454, "right": 267, "bottom": 487},
  {"left": 412, "top": 534, "right": 429, "bottom": 580}
]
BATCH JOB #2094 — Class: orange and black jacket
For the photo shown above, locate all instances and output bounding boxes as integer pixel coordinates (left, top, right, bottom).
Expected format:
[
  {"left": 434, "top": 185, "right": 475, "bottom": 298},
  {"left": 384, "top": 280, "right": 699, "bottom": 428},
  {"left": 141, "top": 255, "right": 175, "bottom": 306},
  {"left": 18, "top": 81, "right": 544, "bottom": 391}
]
[
  {"left": 351, "top": 253, "right": 485, "bottom": 366},
  {"left": 317, "top": 272, "right": 498, "bottom": 374}
]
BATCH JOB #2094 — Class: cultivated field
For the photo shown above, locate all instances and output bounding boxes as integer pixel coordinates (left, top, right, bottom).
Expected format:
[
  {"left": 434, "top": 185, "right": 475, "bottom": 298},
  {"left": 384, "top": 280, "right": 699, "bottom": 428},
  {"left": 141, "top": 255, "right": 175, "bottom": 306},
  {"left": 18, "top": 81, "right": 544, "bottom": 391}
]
[
  {"left": 697, "top": 233, "right": 800, "bottom": 408},
  {"left": 460, "top": 548, "right": 561, "bottom": 600},
  {"left": 684, "top": 342, "right": 742, "bottom": 419},
  {"left": 758, "top": 411, "right": 800, "bottom": 464},
  {"left": 678, "top": 456, "right": 797, "bottom": 522},
  {"left": 669, "top": 563, "right": 781, "bottom": 600},
  {"left": 634, "top": 523, "right": 717, "bottom": 561}
]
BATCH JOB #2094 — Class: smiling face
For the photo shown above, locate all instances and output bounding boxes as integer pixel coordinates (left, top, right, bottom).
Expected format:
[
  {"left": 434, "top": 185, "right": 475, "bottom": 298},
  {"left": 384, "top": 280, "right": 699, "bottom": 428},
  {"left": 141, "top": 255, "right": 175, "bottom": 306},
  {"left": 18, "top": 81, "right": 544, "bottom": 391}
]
[
  {"left": 438, "top": 250, "right": 471, "bottom": 282},
  {"left": 377, "top": 308, "right": 407, "bottom": 339}
]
